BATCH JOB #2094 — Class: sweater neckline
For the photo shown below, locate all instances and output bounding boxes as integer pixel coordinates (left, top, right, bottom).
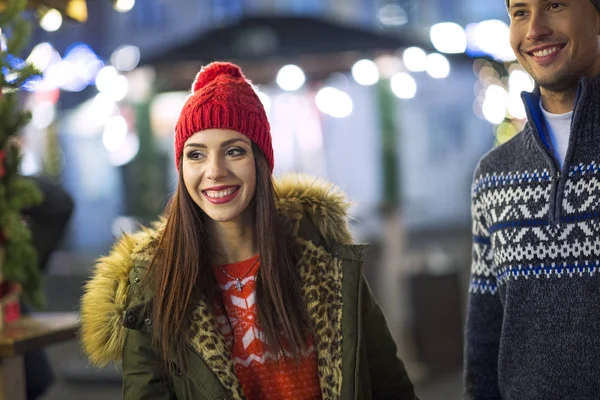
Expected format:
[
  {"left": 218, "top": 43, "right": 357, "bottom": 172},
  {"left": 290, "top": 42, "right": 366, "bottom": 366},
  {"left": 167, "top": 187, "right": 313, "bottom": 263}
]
[{"left": 213, "top": 254, "right": 260, "bottom": 279}]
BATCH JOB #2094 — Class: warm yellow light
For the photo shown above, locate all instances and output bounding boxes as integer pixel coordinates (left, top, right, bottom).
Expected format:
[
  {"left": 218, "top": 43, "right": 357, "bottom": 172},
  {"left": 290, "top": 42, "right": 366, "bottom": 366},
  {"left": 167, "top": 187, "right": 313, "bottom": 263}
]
[
  {"left": 67, "top": 0, "right": 88, "bottom": 22},
  {"left": 495, "top": 122, "right": 518, "bottom": 145}
]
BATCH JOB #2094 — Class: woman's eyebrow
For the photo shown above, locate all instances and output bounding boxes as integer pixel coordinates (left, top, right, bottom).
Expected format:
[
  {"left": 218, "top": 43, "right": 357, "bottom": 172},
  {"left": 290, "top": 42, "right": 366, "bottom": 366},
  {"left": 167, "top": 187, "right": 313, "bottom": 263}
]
[{"left": 184, "top": 138, "right": 250, "bottom": 149}]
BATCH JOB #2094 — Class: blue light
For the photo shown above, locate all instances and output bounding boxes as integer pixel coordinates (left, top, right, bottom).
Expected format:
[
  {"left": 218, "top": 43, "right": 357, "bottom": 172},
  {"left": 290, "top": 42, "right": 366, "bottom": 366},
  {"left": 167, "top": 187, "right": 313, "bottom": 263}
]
[{"left": 2, "top": 54, "right": 42, "bottom": 90}]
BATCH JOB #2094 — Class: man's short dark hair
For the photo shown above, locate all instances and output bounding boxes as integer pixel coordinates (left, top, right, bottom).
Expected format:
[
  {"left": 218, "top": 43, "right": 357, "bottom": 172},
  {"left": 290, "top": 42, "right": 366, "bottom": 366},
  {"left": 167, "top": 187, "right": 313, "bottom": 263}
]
[{"left": 506, "top": 0, "right": 600, "bottom": 12}]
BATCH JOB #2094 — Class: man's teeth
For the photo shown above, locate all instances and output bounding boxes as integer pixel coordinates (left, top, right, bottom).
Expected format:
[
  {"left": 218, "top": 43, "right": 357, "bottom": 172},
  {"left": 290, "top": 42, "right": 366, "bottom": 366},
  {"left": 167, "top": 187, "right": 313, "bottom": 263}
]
[
  {"left": 205, "top": 188, "right": 237, "bottom": 198},
  {"left": 533, "top": 46, "right": 559, "bottom": 57}
]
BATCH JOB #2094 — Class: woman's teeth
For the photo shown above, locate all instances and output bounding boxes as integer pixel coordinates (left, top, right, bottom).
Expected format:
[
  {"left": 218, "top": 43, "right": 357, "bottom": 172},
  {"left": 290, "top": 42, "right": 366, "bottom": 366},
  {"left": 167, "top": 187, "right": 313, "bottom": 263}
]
[{"left": 205, "top": 188, "right": 237, "bottom": 198}]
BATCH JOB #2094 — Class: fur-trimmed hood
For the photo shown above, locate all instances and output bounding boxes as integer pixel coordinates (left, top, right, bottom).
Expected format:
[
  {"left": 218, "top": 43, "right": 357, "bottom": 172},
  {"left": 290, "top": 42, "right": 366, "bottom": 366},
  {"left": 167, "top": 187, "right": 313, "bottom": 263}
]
[{"left": 80, "top": 174, "right": 354, "bottom": 369}]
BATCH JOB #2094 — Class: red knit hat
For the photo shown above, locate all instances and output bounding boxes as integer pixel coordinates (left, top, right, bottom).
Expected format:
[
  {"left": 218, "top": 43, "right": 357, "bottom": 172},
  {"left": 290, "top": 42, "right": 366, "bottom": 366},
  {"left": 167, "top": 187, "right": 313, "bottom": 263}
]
[{"left": 174, "top": 62, "right": 273, "bottom": 171}]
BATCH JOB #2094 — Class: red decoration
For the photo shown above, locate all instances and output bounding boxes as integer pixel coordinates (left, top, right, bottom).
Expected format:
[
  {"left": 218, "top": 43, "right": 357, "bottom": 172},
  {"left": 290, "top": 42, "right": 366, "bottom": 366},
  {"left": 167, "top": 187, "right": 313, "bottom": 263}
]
[
  {"left": 3, "top": 301, "right": 20, "bottom": 323},
  {"left": 0, "top": 282, "right": 22, "bottom": 325},
  {"left": 34, "top": 87, "right": 60, "bottom": 105}
]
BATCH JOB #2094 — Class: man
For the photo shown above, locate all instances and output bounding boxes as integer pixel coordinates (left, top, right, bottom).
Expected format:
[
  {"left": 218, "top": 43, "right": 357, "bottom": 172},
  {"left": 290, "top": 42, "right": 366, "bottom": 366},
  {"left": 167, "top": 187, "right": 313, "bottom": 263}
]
[
  {"left": 23, "top": 176, "right": 74, "bottom": 273},
  {"left": 464, "top": 0, "right": 600, "bottom": 399}
]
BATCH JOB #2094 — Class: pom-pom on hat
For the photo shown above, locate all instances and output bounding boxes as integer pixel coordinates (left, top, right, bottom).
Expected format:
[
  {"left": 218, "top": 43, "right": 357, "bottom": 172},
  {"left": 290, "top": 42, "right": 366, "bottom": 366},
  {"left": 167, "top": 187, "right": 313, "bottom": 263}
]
[{"left": 174, "top": 62, "right": 273, "bottom": 172}]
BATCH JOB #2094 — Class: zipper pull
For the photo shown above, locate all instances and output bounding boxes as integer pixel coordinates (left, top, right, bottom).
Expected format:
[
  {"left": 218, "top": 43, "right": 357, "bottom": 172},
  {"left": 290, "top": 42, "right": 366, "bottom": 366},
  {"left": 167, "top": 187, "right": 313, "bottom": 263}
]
[{"left": 555, "top": 171, "right": 561, "bottom": 181}]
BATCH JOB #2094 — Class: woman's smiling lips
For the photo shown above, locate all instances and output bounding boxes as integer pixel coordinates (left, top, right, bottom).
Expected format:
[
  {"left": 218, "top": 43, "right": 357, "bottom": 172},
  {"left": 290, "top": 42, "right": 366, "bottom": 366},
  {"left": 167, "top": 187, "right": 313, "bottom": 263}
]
[
  {"left": 525, "top": 43, "right": 566, "bottom": 66},
  {"left": 202, "top": 185, "right": 240, "bottom": 204}
]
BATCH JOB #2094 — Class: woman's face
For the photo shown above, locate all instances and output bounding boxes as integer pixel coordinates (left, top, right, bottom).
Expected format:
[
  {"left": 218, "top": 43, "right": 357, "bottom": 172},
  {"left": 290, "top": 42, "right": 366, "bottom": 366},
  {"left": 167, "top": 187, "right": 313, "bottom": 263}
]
[{"left": 182, "top": 129, "right": 256, "bottom": 227}]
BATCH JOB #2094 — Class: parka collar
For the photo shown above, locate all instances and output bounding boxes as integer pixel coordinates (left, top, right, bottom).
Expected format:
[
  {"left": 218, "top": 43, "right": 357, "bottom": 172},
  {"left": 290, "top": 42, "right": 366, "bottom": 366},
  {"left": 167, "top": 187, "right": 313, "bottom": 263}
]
[{"left": 80, "top": 174, "right": 356, "bottom": 399}]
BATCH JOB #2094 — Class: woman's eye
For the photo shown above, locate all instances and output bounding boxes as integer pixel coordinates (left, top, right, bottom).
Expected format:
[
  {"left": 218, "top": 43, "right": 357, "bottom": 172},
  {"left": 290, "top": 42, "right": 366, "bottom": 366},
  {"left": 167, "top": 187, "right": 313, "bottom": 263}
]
[
  {"left": 549, "top": 2, "right": 562, "bottom": 10},
  {"left": 186, "top": 151, "right": 203, "bottom": 160},
  {"left": 226, "top": 147, "right": 245, "bottom": 157}
]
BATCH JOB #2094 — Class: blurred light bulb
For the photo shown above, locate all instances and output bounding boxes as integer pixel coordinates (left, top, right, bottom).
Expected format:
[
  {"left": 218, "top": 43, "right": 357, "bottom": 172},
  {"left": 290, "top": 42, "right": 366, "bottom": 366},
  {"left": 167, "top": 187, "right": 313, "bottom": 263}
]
[
  {"left": 466, "top": 20, "right": 516, "bottom": 62},
  {"left": 315, "top": 87, "right": 353, "bottom": 118},
  {"left": 509, "top": 69, "right": 535, "bottom": 94},
  {"left": 426, "top": 53, "right": 451, "bottom": 79},
  {"left": 378, "top": 4, "right": 408, "bottom": 26},
  {"left": 91, "top": 93, "right": 118, "bottom": 126},
  {"left": 27, "top": 42, "right": 56, "bottom": 72},
  {"left": 40, "top": 9, "right": 63, "bottom": 32},
  {"left": 114, "top": 0, "right": 135, "bottom": 12},
  {"left": 96, "top": 66, "right": 128, "bottom": 101},
  {"left": 96, "top": 66, "right": 118, "bottom": 91},
  {"left": 276, "top": 65, "right": 305, "bottom": 91},
  {"left": 103, "top": 115, "right": 128, "bottom": 152},
  {"left": 430, "top": 22, "right": 467, "bottom": 54},
  {"left": 351, "top": 59, "right": 379, "bottom": 86},
  {"left": 403, "top": 47, "right": 427, "bottom": 72},
  {"left": 110, "top": 45, "right": 140, "bottom": 72},
  {"left": 390, "top": 72, "right": 417, "bottom": 99},
  {"left": 108, "top": 133, "right": 139, "bottom": 166},
  {"left": 482, "top": 84, "right": 508, "bottom": 124}
]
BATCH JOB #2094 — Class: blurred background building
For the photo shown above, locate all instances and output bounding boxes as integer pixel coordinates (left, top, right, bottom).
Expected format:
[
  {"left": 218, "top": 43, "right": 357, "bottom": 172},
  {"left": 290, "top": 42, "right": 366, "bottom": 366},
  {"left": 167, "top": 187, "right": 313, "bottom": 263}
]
[{"left": 6, "top": 0, "right": 533, "bottom": 398}]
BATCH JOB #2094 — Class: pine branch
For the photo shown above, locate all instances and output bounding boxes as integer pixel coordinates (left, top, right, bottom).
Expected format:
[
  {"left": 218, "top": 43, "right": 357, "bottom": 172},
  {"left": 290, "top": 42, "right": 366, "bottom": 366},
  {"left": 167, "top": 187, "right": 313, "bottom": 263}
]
[
  {"left": 0, "top": 0, "right": 45, "bottom": 309},
  {"left": 8, "top": 177, "right": 43, "bottom": 210},
  {"left": 6, "top": 15, "right": 31, "bottom": 54},
  {"left": 0, "top": 0, "right": 25, "bottom": 26}
]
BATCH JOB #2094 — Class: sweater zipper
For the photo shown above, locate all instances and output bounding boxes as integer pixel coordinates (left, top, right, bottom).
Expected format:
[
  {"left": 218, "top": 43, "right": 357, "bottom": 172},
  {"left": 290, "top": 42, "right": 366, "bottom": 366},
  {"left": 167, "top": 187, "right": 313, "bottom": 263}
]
[
  {"left": 528, "top": 108, "right": 562, "bottom": 224},
  {"left": 553, "top": 83, "right": 585, "bottom": 223},
  {"left": 528, "top": 82, "right": 585, "bottom": 224}
]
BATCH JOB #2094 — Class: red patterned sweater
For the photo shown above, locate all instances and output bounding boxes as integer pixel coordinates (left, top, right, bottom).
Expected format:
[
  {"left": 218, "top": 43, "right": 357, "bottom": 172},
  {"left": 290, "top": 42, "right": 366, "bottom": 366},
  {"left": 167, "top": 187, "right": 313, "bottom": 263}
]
[{"left": 212, "top": 255, "right": 322, "bottom": 400}]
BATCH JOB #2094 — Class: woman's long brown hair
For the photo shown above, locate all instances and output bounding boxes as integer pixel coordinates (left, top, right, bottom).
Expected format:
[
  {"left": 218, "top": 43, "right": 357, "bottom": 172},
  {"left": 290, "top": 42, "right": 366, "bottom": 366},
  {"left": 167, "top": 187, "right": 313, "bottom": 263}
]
[{"left": 146, "top": 144, "right": 312, "bottom": 375}]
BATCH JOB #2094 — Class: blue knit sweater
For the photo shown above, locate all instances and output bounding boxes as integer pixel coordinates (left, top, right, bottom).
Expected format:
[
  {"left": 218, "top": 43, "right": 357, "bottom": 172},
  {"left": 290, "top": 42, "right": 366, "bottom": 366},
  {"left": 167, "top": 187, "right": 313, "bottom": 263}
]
[{"left": 464, "top": 73, "right": 600, "bottom": 400}]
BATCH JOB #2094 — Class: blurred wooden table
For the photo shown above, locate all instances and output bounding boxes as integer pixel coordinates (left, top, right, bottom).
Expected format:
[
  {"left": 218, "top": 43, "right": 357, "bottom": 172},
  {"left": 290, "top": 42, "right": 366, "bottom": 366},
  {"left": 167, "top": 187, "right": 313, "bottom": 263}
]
[{"left": 0, "top": 312, "right": 79, "bottom": 400}]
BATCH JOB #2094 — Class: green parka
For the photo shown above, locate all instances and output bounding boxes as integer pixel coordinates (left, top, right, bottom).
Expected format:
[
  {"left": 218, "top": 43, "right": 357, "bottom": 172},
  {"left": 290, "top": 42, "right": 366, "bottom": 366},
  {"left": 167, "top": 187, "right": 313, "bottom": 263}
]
[{"left": 80, "top": 174, "right": 417, "bottom": 400}]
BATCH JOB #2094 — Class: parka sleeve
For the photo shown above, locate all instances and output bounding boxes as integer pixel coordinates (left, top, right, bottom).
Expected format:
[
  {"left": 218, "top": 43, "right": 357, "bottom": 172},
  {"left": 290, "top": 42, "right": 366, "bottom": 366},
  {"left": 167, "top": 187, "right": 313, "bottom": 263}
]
[
  {"left": 122, "top": 328, "right": 177, "bottom": 400},
  {"left": 361, "top": 278, "right": 418, "bottom": 400}
]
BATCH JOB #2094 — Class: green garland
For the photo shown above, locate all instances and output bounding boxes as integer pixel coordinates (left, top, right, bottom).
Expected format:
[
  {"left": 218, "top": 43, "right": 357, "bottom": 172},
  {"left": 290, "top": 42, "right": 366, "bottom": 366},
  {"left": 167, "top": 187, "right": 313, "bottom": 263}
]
[{"left": 0, "top": 0, "right": 44, "bottom": 308}]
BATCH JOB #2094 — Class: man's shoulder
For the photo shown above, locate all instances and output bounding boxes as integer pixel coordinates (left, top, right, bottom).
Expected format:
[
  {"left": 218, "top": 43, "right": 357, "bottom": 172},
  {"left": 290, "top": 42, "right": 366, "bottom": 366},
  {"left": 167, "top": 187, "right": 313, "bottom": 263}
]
[{"left": 474, "top": 125, "right": 533, "bottom": 179}]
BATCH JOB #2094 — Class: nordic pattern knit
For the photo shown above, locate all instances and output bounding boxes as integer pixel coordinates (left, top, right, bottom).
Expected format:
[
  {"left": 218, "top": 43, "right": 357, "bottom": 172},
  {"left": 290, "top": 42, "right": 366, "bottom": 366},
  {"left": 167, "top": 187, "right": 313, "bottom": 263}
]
[
  {"left": 212, "top": 256, "right": 321, "bottom": 400},
  {"left": 464, "top": 73, "right": 600, "bottom": 400}
]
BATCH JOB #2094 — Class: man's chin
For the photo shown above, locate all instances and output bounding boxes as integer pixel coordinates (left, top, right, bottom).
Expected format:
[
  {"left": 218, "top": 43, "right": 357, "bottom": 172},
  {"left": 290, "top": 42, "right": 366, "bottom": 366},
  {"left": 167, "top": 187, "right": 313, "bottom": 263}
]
[
  {"left": 538, "top": 79, "right": 578, "bottom": 93},
  {"left": 531, "top": 71, "right": 578, "bottom": 93}
]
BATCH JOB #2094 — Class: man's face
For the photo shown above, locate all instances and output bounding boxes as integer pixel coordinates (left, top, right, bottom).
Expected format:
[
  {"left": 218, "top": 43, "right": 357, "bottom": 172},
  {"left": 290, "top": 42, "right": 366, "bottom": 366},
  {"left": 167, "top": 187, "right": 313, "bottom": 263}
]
[{"left": 509, "top": 0, "right": 600, "bottom": 92}]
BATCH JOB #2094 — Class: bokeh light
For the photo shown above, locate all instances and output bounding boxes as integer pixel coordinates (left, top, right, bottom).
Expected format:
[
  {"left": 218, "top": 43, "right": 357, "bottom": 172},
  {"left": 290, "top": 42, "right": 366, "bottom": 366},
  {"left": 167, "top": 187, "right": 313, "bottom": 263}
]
[
  {"left": 403, "top": 47, "right": 427, "bottom": 72},
  {"left": 426, "top": 53, "right": 451, "bottom": 79},
  {"left": 430, "top": 22, "right": 467, "bottom": 54},
  {"left": 276, "top": 65, "right": 305, "bottom": 91},
  {"left": 352, "top": 59, "right": 379, "bottom": 86},
  {"left": 315, "top": 87, "right": 353, "bottom": 118},
  {"left": 391, "top": 72, "right": 417, "bottom": 99},
  {"left": 40, "top": 9, "right": 62, "bottom": 32}
]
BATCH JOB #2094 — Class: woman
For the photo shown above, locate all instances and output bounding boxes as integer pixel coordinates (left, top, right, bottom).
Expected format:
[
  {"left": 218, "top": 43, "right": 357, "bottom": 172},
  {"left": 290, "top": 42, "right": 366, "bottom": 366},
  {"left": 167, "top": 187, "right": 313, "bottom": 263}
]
[{"left": 80, "top": 62, "right": 417, "bottom": 400}]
